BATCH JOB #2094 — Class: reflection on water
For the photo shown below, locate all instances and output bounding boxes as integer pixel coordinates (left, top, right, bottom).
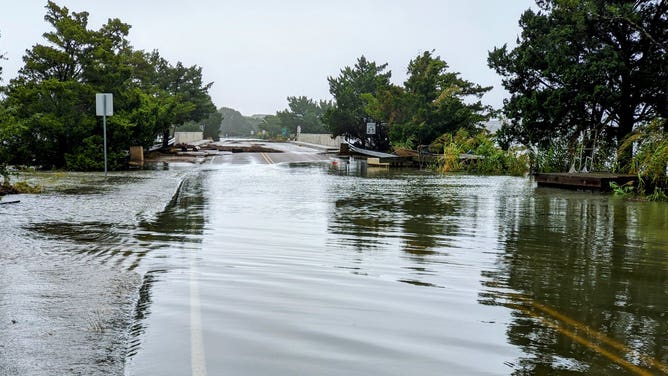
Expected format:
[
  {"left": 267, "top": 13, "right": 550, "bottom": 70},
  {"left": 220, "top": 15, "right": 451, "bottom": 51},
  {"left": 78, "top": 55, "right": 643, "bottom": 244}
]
[
  {"left": 13, "top": 164, "right": 668, "bottom": 375},
  {"left": 327, "top": 173, "right": 462, "bottom": 289},
  {"left": 481, "top": 189, "right": 668, "bottom": 375}
]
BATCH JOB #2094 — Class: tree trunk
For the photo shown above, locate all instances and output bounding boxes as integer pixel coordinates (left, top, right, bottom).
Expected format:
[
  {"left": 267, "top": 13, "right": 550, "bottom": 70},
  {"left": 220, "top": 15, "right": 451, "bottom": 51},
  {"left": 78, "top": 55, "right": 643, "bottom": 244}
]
[{"left": 616, "top": 108, "right": 635, "bottom": 169}]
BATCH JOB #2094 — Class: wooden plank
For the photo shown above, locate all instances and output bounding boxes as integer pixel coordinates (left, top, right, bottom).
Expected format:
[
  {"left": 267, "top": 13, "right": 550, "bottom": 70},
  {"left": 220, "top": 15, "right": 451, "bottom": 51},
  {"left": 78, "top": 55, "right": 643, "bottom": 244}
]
[
  {"left": 535, "top": 173, "right": 638, "bottom": 192},
  {"left": 367, "top": 157, "right": 390, "bottom": 167}
]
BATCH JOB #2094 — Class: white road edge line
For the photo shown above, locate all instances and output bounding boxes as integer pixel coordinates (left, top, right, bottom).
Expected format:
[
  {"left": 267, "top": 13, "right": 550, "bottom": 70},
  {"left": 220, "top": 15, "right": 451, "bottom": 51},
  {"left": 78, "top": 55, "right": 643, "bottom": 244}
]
[{"left": 190, "top": 253, "right": 207, "bottom": 376}]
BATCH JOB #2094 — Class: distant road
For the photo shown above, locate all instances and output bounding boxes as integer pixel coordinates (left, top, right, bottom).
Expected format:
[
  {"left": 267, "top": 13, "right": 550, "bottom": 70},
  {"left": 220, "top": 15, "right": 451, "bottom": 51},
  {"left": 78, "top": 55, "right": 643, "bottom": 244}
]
[{"left": 210, "top": 141, "right": 334, "bottom": 165}]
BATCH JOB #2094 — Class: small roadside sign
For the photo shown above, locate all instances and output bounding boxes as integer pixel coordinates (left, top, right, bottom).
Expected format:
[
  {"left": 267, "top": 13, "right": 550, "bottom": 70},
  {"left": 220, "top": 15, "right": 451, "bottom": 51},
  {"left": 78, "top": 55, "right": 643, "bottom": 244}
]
[
  {"left": 96, "top": 93, "right": 113, "bottom": 116},
  {"left": 366, "top": 122, "right": 376, "bottom": 135},
  {"left": 95, "top": 93, "right": 113, "bottom": 178}
]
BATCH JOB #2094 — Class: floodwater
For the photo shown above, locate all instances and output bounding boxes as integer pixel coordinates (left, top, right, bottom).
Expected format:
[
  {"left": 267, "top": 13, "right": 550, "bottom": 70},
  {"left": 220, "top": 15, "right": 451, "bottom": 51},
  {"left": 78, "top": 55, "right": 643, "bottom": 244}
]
[{"left": 2, "top": 159, "right": 667, "bottom": 375}]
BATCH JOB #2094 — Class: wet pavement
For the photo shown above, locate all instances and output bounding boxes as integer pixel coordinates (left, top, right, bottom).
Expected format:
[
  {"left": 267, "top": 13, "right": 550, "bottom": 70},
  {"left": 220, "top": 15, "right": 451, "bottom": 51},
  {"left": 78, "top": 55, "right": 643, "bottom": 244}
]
[
  {"left": 0, "top": 168, "right": 189, "bottom": 375},
  {"left": 2, "top": 141, "right": 667, "bottom": 375},
  {"left": 0, "top": 142, "right": 333, "bottom": 375}
]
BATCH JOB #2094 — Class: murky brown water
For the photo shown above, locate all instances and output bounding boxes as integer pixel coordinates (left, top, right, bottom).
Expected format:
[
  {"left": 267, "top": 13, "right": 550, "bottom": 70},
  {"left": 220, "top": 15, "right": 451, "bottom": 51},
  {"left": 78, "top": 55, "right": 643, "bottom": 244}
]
[{"left": 3, "top": 161, "right": 667, "bottom": 375}]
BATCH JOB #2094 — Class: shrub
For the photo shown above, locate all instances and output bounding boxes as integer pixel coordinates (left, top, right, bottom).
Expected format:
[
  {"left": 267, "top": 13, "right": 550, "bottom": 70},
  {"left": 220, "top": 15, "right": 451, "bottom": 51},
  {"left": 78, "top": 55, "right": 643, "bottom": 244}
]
[
  {"left": 64, "top": 136, "right": 127, "bottom": 171},
  {"left": 436, "top": 129, "right": 528, "bottom": 176},
  {"left": 616, "top": 118, "right": 667, "bottom": 200}
]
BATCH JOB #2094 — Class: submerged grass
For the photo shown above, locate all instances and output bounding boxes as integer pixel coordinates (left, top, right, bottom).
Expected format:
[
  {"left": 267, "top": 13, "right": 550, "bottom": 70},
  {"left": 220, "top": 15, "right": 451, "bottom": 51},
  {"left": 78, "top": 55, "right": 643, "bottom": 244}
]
[{"left": 0, "top": 164, "right": 43, "bottom": 197}]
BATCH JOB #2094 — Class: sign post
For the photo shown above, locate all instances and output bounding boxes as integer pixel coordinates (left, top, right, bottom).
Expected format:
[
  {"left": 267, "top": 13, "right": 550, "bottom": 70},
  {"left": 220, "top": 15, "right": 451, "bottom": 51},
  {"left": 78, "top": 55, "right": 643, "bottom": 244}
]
[{"left": 95, "top": 93, "right": 113, "bottom": 177}]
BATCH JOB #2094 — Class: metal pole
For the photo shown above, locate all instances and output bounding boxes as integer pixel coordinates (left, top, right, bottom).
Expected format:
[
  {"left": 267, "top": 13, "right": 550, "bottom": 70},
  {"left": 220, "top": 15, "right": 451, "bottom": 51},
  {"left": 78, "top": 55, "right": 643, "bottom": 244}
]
[{"left": 103, "top": 98, "right": 108, "bottom": 178}]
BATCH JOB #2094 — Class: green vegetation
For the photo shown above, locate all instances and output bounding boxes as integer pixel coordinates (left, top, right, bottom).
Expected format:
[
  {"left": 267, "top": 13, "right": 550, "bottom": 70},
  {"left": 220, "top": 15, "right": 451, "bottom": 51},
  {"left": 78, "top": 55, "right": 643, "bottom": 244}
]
[
  {"left": 0, "top": 2, "right": 217, "bottom": 171},
  {"left": 220, "top": 107, "right": 259, "bottom": 137},
  {"left": 323, "top": 56, "right": 393, "bottom": 150},
  {"left": 1, "top": 0, "right": 664, "bottom": 188},
  {"left": 0, "top": 164, "right": 9, "bottom": 185},
  {"left": 277, "top": 96, "right": 332, "bottom": 135},
  {"left": 0, "top": 165, "right": 42, "bottom": 198},
  {"left": 619, "top": 119, "right": 668, "bottom": 189},
  {"left": 610, "top": 181, "right": 635, "bottom": 197},
  {"left": 385, "top": 51, "right": 492, "bottom": 149},
  {"left": 615, "top": 118, "right": 668, "bottom": 200},
  {"left": 257, "top": 115, "right": 284, "bottom": 139},
  {"left": 436, "top": 129, "right": 528, "bottom": 176},
  {"left": 488, "top": 0, "right": 667, "bottom": 190},
  {"left": 256, "top": 96, "right": 332, "bottom": 139},
  {"left": 321, "top": 52, "right": 492, "bottom": 152},
  {"left": 175, "top": 111, "right": 223, "bottom": 141}
]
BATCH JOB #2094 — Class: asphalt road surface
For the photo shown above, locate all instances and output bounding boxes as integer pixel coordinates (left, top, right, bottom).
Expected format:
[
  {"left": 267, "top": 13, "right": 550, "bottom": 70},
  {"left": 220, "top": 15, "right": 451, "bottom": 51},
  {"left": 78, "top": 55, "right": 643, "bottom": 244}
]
[{"left": 210, "top": 141, "right": 335, "bottom": 165}]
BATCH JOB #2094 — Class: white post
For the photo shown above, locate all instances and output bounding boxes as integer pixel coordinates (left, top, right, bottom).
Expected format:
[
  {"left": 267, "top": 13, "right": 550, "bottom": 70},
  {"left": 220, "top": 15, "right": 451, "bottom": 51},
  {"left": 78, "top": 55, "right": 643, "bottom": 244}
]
[{"left": 103, "top": 100, "right": 108, "bottom": 177}]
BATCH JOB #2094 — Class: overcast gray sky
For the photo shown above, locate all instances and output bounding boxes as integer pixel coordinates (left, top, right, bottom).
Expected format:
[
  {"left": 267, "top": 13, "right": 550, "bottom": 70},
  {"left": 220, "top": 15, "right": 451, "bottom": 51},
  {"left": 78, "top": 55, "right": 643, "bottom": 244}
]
[{"left": 2, "top": 1, "right": 535, "bottom": 115}]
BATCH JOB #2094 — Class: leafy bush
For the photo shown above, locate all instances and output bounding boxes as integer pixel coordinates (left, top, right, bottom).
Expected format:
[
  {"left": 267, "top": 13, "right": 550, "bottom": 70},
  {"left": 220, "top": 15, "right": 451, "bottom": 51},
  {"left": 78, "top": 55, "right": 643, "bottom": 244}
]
[
  {"left": 436, "top": 129, "right": 529, "bottom": 176},
  {"left": 64, "top": 136, "right": 127, "bottom": 171},
  {"left": 610, "top": 181, "right": 635, "bottom": 197},
  {"left": 619, "top": 118, "right": 668, "bottom": 193},
  {"left": 535, "top": 140, "right": 570, "bottom": 173}
]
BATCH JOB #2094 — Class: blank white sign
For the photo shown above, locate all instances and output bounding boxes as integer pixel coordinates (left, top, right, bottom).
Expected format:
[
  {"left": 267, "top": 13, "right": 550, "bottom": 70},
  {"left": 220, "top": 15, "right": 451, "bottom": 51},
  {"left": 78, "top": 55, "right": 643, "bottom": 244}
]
[{"left": 96, "top": 93, "right": 113, "bottom": 116}]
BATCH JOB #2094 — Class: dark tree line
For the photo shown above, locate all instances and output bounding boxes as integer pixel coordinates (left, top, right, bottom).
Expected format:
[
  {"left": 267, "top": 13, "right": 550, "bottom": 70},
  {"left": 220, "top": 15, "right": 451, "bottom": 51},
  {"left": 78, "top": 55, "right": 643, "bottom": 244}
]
[
  {"left": 322, "top": 53, "right": 493, "bottom": 151},
  {"left": 259, "top": 96, "right": 332, "bottom": 139},
  {"left": 489, "top": 0, "right": 667, "bottom": 171},
  {"left": 0, "top": 2, "right": 217, "bottom": 170}
]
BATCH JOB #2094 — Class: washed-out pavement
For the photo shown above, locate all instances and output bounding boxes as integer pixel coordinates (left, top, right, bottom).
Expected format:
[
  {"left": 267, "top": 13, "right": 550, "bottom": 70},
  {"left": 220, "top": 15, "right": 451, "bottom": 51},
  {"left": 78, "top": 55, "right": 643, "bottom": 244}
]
[{"left": 0, "top": 167, "right": 190, "bottom": 375}]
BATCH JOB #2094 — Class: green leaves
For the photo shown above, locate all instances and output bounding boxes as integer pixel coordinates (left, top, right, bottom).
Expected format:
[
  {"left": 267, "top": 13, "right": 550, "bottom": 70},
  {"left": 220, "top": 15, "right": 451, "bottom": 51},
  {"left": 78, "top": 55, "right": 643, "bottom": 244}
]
[
  {"left": 489, "top": 0, "right": 667, "bottom": 170},
  {"left": 1, "top": 2, "right": 217, "bottom": 170},
  {"left": 322, "top": 52, "right": 492, "bottom": 151},
  {"left": 218, "top": 107, "right": 249, "bottom": 137},
  {"left": 274, "top": 96, "right": 331, "bottom": 135},
  {"left": 323, "top": 56, "right": 392, "bottom": 150}
]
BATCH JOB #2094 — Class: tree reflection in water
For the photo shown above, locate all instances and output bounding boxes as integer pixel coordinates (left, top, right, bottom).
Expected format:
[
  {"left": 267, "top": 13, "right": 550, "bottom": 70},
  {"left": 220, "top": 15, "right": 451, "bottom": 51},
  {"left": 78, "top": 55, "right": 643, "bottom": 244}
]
[
  {"left": 481, "top": 192, "right": 668, "bottom": 375},
  {"left": 327, "top": 173, "right": 464, "bottom": 289}
]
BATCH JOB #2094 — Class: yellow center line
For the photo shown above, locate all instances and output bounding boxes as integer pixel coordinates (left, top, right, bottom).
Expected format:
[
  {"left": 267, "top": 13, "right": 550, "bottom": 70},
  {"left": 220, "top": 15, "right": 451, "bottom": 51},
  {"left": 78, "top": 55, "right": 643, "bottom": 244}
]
[
  {"left": 509, "top": 303, "right": 655, "bottom": 376},
  {"left": 525, "top": 299, "right": 668, "bottom": 374},
  {"left": 503, "top": 293, "right": 668, "bottom": 375},
  {"left": 260, "top": 152, "right": 274, "bottom": 164}
]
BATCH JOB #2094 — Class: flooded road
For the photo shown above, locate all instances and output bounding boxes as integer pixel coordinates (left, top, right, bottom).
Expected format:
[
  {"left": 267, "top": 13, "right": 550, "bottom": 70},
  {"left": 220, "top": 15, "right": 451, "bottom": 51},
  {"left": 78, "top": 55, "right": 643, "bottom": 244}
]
[{"left": 1, "top": 142, "right": 667, "bottom": 375}]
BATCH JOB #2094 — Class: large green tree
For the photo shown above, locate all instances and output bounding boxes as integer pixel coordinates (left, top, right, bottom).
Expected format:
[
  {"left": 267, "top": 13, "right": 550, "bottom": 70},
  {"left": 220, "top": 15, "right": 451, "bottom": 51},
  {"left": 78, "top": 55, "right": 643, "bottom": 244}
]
[
  {"left": 131, "top": 50, "right": 215, "bottom": 148},
  {"left": 0, "top": 30, "right": 13, "bottom": 181},
  {"left": 1, "top": 2, "right": 217, "bottom": 169},
  {"left": 154, "top": 59, "right": 215, "bottom": 147},
  {"left": 220, "top": 107, "right": 257, "bottom": 137},
  {"left": 3, "top": 1, "right": 132, "bottom": 168},
  {"left": 258, "top": 114, "right": 284, "bottom": 138},
  {"left": 488, "top": 0, "right": 667, "bottom": 166},
  {"left": 201, "top": 111, "right": 223, "bottom": 141},
  {"left": 323, "top": 56, "right": 392, "bottom": 150},
  {"left": 277, "top": 96, "right": 332, "bottom": 134},
  {"left": 383, "top": 51, "right": 492, "bottom": 148}
]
